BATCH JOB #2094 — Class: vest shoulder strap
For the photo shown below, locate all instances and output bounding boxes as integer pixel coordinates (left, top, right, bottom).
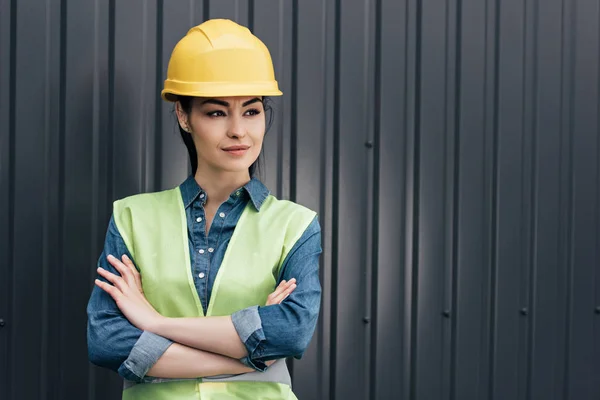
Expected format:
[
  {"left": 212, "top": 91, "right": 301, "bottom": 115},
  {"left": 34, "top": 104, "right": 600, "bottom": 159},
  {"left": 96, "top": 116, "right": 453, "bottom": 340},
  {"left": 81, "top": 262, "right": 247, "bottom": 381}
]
[
  {"left": 113, "top": 188, "right": 182, "bottom": 260},
  {"left": 255, "top": 196, "right": 317, "bottom": 269}
]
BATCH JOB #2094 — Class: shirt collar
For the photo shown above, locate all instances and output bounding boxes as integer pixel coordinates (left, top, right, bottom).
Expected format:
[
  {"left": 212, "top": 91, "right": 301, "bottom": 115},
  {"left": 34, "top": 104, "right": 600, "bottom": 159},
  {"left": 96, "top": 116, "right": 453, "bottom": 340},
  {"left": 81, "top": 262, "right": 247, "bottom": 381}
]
[
  {"left": 179, "top": 176, "right": 270, "bottom": 211},
  {"left": 243, "top": 177, "right": 270, "bottom": 210}
]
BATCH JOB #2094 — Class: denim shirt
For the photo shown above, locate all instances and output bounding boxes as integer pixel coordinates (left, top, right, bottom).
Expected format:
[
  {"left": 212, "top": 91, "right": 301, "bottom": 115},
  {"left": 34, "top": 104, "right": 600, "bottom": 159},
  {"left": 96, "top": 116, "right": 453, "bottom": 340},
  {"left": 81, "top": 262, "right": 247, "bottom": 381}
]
[{"left": 87, "top": 176, "right": 322, "bottom": 382}]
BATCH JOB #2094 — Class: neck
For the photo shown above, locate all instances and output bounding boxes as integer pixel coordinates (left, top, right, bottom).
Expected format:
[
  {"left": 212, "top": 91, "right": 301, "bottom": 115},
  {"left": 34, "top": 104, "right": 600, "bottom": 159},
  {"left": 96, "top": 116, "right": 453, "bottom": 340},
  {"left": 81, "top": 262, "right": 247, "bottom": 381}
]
[{"left": 194, "top": 167, "right": 251, "bottom": 205}]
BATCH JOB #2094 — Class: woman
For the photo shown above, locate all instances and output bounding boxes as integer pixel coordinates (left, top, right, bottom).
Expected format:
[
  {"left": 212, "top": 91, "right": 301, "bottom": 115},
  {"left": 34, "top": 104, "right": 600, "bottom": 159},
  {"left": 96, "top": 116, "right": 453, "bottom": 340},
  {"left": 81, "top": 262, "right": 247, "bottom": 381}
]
[{"left": 86, "top": 19, "right": 322, "bottom": 400}]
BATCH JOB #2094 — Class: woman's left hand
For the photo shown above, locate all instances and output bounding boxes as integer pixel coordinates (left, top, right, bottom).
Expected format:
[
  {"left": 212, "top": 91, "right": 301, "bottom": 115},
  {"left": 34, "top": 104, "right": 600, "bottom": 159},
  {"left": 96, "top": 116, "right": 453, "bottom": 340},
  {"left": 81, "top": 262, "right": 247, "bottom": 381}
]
[{"left": 95, "top": 254, "right": 163, "bottom": 331}]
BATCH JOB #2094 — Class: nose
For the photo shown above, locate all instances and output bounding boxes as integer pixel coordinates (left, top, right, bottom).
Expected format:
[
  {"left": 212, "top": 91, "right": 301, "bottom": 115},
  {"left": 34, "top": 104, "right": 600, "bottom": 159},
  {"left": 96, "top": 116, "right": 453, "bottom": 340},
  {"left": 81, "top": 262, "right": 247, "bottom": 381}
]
[{"left": 227, "top": 114, "right": 246, "bottom": 139}]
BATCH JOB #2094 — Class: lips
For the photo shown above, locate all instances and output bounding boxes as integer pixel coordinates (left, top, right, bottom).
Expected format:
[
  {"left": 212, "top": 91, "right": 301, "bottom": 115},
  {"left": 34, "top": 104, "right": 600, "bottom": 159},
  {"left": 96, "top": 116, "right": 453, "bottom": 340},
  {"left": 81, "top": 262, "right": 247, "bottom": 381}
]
[
  {"left": 223, "top": 145, "right": 250, "bottom": 151},
  {"left": 222, "top": 145, "right": 250, "bottom": 156}
]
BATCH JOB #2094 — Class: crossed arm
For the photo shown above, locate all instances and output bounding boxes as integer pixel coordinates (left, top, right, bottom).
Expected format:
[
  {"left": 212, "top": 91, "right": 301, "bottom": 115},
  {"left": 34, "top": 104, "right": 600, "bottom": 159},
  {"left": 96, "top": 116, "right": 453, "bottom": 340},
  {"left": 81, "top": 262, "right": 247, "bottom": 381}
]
[
  {"left": 95, "top": 254, "right": 295, "bottom": 378},
  {"left": 87, "top": 216, "right": 322, "bottom": 381}
]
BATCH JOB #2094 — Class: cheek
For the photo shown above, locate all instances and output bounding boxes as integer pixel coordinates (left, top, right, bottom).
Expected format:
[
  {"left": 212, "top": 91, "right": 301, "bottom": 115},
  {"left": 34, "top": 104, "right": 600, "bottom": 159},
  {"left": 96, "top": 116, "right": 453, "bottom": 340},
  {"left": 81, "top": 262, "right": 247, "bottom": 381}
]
[
  {"left": 250, "top": 131, "right": 265, "bottom": 153},
  {"left": 249, "top": 119, "right": 266, "bottom": 144},
  {"left": 192, "top": 119, "right": 223, "bottom": 147}
]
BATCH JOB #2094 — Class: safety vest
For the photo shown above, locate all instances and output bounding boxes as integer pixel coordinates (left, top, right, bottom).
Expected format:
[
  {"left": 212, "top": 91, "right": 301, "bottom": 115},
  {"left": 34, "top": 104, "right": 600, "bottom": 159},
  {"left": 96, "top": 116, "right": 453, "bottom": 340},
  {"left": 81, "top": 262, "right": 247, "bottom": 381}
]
[{"left": 113, "top": 187, "right": 316, "bottom": 400}]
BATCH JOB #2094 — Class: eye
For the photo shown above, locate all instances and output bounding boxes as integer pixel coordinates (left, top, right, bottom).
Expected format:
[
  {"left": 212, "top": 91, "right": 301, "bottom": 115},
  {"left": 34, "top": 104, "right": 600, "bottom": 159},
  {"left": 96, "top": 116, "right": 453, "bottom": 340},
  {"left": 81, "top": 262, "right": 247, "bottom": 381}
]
[
  {"left": 244, "top": 109, "right": 262, "bottom": 117},
  {"left": 206, "top": 110, "right": 226, "bottom": 117}
]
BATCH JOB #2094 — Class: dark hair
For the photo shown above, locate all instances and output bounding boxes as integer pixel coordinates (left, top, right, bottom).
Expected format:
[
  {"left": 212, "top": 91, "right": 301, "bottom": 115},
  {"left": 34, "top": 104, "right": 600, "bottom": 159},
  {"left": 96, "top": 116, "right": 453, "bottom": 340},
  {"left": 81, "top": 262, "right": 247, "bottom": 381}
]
[{"left": 176, "top": 96, "right": 274, "bottom": 177}]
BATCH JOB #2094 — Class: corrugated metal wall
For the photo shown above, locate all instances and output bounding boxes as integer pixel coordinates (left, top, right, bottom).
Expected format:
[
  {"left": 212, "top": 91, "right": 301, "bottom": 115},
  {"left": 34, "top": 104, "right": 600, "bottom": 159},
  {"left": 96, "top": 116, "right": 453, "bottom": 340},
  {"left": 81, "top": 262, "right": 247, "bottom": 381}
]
[{"left": 1, "top": 0, "right": 599, "bottom": 399}]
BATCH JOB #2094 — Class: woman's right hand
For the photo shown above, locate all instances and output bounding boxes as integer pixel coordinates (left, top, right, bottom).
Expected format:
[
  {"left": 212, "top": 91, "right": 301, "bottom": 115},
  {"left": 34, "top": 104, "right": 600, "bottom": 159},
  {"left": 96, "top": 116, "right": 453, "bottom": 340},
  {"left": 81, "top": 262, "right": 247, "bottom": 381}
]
[{"left": 266, "top": 278, "right": 297, "bottom": 306}]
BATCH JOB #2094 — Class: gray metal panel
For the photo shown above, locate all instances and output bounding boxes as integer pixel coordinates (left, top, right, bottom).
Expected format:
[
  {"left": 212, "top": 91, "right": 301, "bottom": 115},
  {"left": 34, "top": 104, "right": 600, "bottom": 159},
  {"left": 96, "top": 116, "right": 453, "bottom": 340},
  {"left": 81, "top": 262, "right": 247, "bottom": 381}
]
[
  {"left": 211, "top": 0, "right": 250, "bottom": 27},
  {"left": 2, "top": 0, "right": 600, "bottom": 399},
  {"left": 374, "top": 1, "right": 409, "bottom": 399},
  {"left": 529, "top": 0, "right": 568, "bottom": 398},
  {"left": 88, "top": 2, "right": 126, "bottom": 397},
  {"left": 0, "top": 0, "right": 13, "bottom": 397},
  {"left": 288, "top": 1, "right": 331, "bottom": 399},
  {"left": 454, "top": 0, "right": 491, "bottom": 398},
  {"left": 414, "top": 0, "right": 455, "bottom": 398},
  {"left": 569, "top": 1, "right": 600, "bottom": 399},
  {"left": 10, "top": 0, "right": 48, "bottom": 399},
  {"left": 493, "top": 0, "right": 528, "bottom": 399},
  {"left": 332, "top": 1, "right": 372, "bottom": 399}
]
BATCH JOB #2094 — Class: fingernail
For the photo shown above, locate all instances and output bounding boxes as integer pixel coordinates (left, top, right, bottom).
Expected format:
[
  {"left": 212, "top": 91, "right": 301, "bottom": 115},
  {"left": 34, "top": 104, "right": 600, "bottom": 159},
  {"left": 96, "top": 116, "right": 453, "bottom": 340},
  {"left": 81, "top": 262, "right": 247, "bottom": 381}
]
[
  {"left": 107, "top": 254, "right": 114, "bottom": 260},
  {"left": 123, "top": 254, "right": 130, "bottom": 260}
]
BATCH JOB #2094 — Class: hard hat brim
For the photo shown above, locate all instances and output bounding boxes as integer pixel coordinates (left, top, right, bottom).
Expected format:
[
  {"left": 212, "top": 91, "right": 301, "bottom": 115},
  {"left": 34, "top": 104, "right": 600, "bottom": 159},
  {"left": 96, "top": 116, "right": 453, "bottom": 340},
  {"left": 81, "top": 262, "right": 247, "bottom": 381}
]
[{"left": 162, "top": 80, "right": 283, "bottom": 102}]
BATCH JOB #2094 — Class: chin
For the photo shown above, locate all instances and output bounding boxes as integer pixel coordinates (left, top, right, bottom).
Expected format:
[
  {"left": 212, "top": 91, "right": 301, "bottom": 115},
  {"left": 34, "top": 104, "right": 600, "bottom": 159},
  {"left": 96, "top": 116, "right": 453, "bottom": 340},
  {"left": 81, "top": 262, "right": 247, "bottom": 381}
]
[{"left": 218, "top": 162, "right": 253, "bottom": 173}]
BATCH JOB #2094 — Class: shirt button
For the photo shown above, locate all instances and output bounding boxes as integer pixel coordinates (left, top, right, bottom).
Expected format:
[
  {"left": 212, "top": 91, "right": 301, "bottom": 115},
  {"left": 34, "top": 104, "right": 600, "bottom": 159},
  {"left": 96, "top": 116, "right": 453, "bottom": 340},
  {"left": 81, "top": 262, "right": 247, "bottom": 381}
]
[
  {"left": 198, "top": 272, "right": 205, "bottom": 279},
  {"left": 200, "top": 193, "right": 205, "bottom": 199},
  {"left": 198, "top": 249, "right": 205, "bottom": 254},
  {"left": 196, "top": 217, "right": 202, "bottom": 223},
  {"left": 235, "top": 191, "right": 241, "bottom": 197},
  {"left": 208, "top": 247, "right": 214, "bottom": 253},
  {"left": 219, "top": 212, "right": 225, "bottom": 218}
]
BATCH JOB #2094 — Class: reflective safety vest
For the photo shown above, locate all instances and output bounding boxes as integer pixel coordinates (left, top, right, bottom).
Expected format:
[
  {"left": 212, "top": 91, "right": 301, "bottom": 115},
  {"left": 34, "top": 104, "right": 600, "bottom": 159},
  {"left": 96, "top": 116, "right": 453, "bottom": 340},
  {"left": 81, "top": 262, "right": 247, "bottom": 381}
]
[{"left": 113, "top": 187, "right": 316, "bottom": 400}]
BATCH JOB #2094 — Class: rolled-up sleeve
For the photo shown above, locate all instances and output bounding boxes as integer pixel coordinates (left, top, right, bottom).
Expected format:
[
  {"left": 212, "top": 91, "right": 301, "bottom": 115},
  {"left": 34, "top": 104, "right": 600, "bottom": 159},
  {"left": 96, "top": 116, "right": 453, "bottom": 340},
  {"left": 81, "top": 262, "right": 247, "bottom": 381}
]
[
  {"left": 87, "top": 215, "right": 173, "bottom": 381},
  {"left": 231, "top": 217, "right": 322, "bottom": 370}
]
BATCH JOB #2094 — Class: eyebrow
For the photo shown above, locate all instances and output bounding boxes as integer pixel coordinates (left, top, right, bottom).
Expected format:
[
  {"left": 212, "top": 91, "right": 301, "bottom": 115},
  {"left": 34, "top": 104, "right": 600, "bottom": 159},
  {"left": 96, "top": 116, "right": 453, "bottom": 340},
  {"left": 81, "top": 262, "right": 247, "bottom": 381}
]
[{"left": 201, "top": 98, "right": 262, "bottom": 107}]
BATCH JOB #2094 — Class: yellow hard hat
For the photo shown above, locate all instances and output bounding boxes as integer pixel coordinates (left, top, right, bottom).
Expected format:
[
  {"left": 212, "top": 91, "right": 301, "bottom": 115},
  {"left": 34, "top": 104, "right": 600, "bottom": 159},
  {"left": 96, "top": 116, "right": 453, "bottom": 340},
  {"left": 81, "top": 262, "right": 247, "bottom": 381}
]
[{"left": 161, "top": 19, "right": 282, "bottom": 102}]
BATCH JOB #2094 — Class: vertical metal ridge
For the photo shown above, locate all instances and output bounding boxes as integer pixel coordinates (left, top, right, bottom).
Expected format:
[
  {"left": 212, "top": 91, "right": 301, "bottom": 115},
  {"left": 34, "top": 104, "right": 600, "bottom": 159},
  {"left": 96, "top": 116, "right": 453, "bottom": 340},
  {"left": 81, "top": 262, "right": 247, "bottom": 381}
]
[
  {"left": 369, "top": 0, "right": 382, "bottom": 398},
  {"left": 6, "top": 0, "right": 17, "bottom": 398},
  {"left": 409, "top": 0, "right": 423, "bottom": 397},
  {"left": 276, "top": 2, "right": 285, "bottom": 198},
  {"left": 487, "top": 0, "right": 501, "bottom": 397},
  {"left": 319, "top": 0, "right": 332, "bottom": 396},
  {"left": 595, "top": 2, "right": 600, "bottom": 395},
  {"left": 479, "top": 0, "right": 493, "bottom": 396},
  {"left": 562, "top": 0, "right": 576, "bottom": 396},
  {"left": 40, "top": 0, "right": 50, "bottom": 394},
  {"left": 329, "top": 0, "right": 341, "bottom": 397},
  {"left": 88, "top": 0, "right": 102, "bottom": 397},
  {"left": 288, "top": 0, "right": 299, "bottom": 366},
  {"left": 555, "top": 2, "right": 568, "bottom": 397},
  {"left": 402, "top": 0, "right": 417, "bottom": 400},
  {"left": 289, "top": 0, "right": 298, "bottom": 202},
  {"left": 203, "top": 1, "right": 210, "bottom": 22},
  {"left": 189, "top": 0, "right": 195, "bottom": 26},
  {"left": 517, "top": 19, "right": 530, "bottom": 400},
  {"left": 517, "top": 0, "right": 537, "bottom": 397},
  {"left": 108, "top": 0, "right": 115, "bottom": 202},
  {"left": 563, "top": 84, "right": 575, "bottom": 400},
  {"left": 449, "top": 1, "right": 462, "bottom": 399},
  {"left": 248, "top": 0, "right": 254, "bottom": 32},
  {"left": 441, "top": 0, "right": 456, "bottom": 397},
  {"left": 596, "top": 2, "right": 600, "bottom": 375},
  {"left": 362, "top": 0, "right": 375, "bottom": 397},
  {"left": 41, "top": 0, "right": 59, "bottom": 394},
  {"left": 91, "top": 0, "right": 101, "bottom": 291},
  {"left": 140, "top": 1, "right": 148, "bottom": 192},
  {"left": 525, "top": 1, "right": 540, "bottom": 398},
  {"left": 403, "top": 1, "right": 414, "bottom": 398},
  {"left": 155, "top": 0, "right": 163, "bottom": 190},
  {"left": 56, "top": 0, "right": 68, "bottom": 395}
]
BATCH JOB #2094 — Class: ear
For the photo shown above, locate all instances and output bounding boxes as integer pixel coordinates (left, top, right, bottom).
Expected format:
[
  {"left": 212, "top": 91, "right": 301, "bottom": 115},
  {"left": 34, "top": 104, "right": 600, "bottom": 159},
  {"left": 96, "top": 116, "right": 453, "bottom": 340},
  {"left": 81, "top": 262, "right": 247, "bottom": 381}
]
[{"left": 175, "top": 102, "right": 191, "bottom": 132}]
